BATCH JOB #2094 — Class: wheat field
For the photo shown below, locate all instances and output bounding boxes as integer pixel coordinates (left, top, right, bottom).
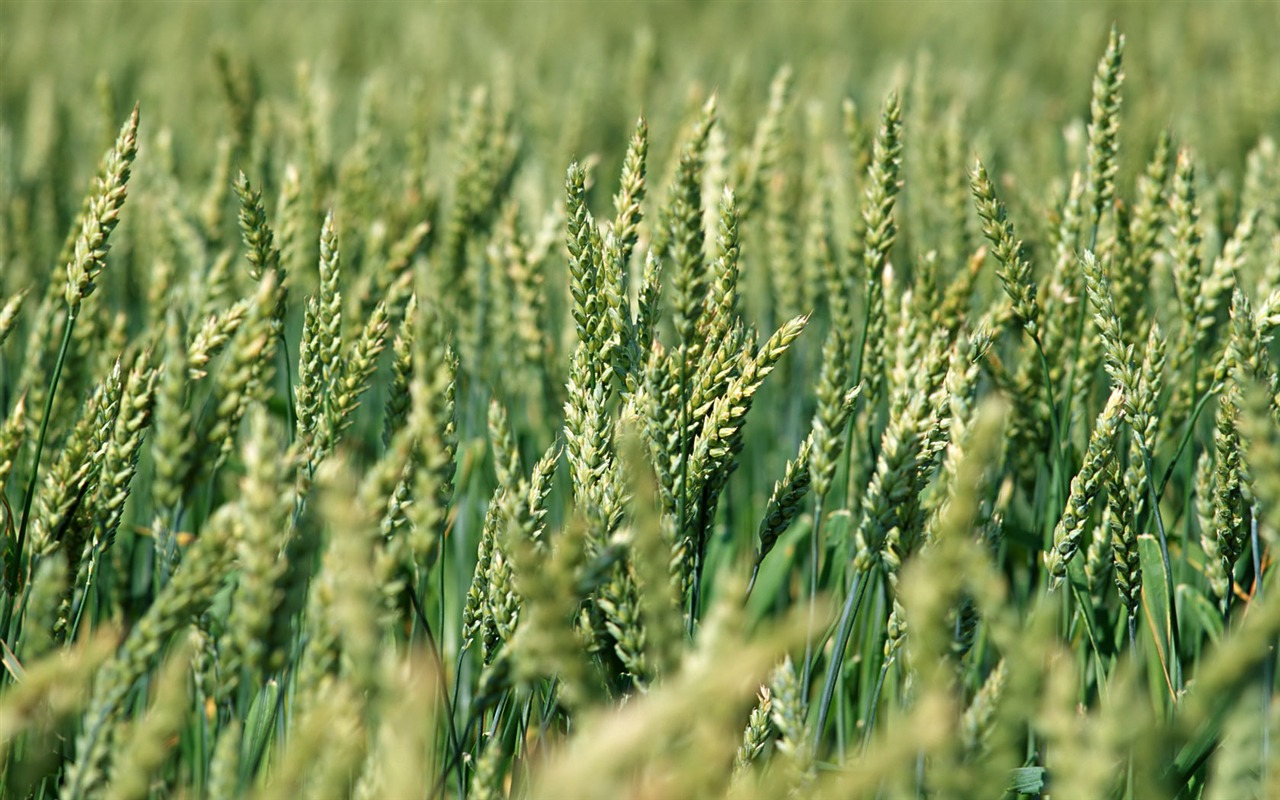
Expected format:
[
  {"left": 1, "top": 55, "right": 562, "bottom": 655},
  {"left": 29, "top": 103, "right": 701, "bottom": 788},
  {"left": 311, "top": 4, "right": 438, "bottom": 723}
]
[{"left": 1, "top": 2, "right": 1279, "bottom": 798}]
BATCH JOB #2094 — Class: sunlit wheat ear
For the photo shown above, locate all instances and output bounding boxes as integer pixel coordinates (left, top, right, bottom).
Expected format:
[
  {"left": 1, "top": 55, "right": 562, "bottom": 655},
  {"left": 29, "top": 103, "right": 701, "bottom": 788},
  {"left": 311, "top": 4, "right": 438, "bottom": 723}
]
[
  {"left": 65, "top": 105, "right": 140, "bottom": 311},
  {"left": 402, "top": 299, "right": 458, "bottom": 569},
  {"left": 612, "top": 115, "right": 649, "bottom": 268},
  {"left": 29, "top": 361, "right": 123, "bottom": 566},
  {"left": 662, "top": 95, "right": 716, "bottom": 346},
  {"left": 0, "top": 393, "right": 27, "bottom": 490},
  {"left": 0, "top": 290, "right": 28, "bottom": 347},
  {"left": 49, "top": 352, "right": 156, "bottom": 643},
  {"left": 220, "top": 409, "right": 296, "bottom": 698},
  {"left": 739, "top": 64, "right": 792, "bottom": 217},
  {"left": 1084, "top": 504, "right": 1116, "bottom": 611},
  {"left": 462, "top": 489, "right": 503, "bottom": 658},
  {"left": 469, "top": 399, "right": 523, "bottom": 660},
  {"left": 762, "top": 87, "right": 804, "bottom": 327},
  {"left": 768, "top": 656, "right": 814, "bottom": 787},
  {"left": 1164, "top": 148, "right": 1207, "bottom": 426},
  {"left": 91, "top": 349, "right": 156, "bottom": 554},
  {"left": 233, "top": 171, "right": 281, "bottom": 285},
  {"left": 199, "top": 273, "right": 280, "bottom": 472},
  {"left": 382, "top": 292, "right": 417, "bottom": 446},
  {"left": 1124, "top": 323, "right": 1165, "bottom": 520},
  {"left": 852, "top": 330, "right": 950, "bottom": 575},
  {"left": 753, "top": 433, "right": 812, "bottom": 571},
  {"left": 597, "top": 197, "right": 643, "bottom": 391},
  {"left": 1085, "top": 26, "right": 1124, "bottom": 234},
  {"left": 731, "top": 685, "right": 773, "bottom": 781},
  {"left": 358, "top": 433, "right": 416, "bottom": 632},
  {"left": 1120, "top": 128, "right": 1173, "bottom": 332},
  {"left": 1194, "top": 210, "right": 1258, "bottom": 388},
  {"left": 689, "top": 189, "right": 742, "bottom": 417},
  {"left": 313, "top": 297, "right": 389, "bottom": 458},
  {"left": 146, "top": 312, "right": 193, "bottom": 558},
  {"left": 1046, "top": 389, "right": 1124, "bottom": 585},
  {"left": 676, "top": 313, "right": 809, "bottom": 596},
  {"left": 563, "top": 161, "right": 599, "bottom": 349},
  {"left": 1081, "top": 250, "right": 1140, "bottom": 407},
  {"left": 809, "top": 358, "right": 859, "bottom": 500},
  {"left": 294, "top": 210, "right": 343, "bottom": 445},
  {"left": 856, "top": 91, "right": 903, "bottom": 408},
  {"left": 1205, "top": 384, "right": 1246, "bottom": 609},
  {"left": 186, "top": 298, "right": 249, "bottom": 380},
  {"left": 972, "top": 157, "right": 1039, "bottom": 337},
  {"left": 1104, "top": 459, "right": 1140, "bottom": 621},
  {"left": 275, "top": 162, "right": 308, "bottom": 285},
  {"left": 960, "top": 659, "right": 1007, "bottom": 754}
]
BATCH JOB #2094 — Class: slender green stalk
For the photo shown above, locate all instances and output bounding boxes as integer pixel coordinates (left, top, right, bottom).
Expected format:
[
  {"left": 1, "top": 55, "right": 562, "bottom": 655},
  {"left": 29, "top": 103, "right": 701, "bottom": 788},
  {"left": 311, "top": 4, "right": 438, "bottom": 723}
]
[
  {"left": 800, "top": 492, "right": 826, "bottom": 696},
  {"left": 1141, "top": 444, "right": 1182, "bottom": 693},
  {"left": 1158, "top": 387, "right": 1217, "bottom": 498},
  {"left": 812, "top": 566, "right": 872, "bottom": 750},
  {"left": 8, "top": 308, "right": 75, "bottom": 598}
]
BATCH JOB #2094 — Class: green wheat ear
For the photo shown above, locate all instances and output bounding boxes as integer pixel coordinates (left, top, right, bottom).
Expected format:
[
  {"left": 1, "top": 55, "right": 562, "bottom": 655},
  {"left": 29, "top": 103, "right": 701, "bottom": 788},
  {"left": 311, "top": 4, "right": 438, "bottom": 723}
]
[
  {"left": 65, "top": 105, "right": 140, "bottom": 311},
  {"left": 1046, "top": 389, "right": 1124, "bottom": 585},
  {"left": 1085, "top": 25, "right": 1125, "bottom": 235},
  {"left": 0, "top": 290, "right": 28, "bottom": 347},
  {"left": 972, "top": 157, "right": 1039, "bottom": 337}
]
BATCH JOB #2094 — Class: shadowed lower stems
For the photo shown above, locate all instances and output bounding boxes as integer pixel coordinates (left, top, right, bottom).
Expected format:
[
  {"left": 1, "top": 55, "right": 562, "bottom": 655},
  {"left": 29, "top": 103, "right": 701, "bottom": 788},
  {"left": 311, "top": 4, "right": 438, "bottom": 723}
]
[{"left": 812, "top": 565, "right": 873, "bottom": 752}]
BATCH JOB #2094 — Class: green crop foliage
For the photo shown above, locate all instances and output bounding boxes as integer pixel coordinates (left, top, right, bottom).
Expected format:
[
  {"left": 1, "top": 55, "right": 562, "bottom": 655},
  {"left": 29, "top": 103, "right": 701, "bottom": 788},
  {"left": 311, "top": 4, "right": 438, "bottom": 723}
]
[{"left": 2, "top": 2, "right": 1279, "bottom": 798}]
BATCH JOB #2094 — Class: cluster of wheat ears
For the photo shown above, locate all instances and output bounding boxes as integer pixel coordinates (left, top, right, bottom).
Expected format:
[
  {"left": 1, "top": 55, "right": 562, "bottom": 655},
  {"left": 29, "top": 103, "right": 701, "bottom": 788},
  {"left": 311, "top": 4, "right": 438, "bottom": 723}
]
[{"left": 1, "top": 8, "right": 1279, "bottom": 800}]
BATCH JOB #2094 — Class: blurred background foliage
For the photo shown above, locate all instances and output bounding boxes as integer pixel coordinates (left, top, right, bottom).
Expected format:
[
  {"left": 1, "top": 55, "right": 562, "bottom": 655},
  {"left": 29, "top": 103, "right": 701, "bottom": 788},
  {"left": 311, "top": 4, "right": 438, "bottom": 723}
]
[{"left": 3, "top": 0, "right": 1278, "bottom": 195}]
